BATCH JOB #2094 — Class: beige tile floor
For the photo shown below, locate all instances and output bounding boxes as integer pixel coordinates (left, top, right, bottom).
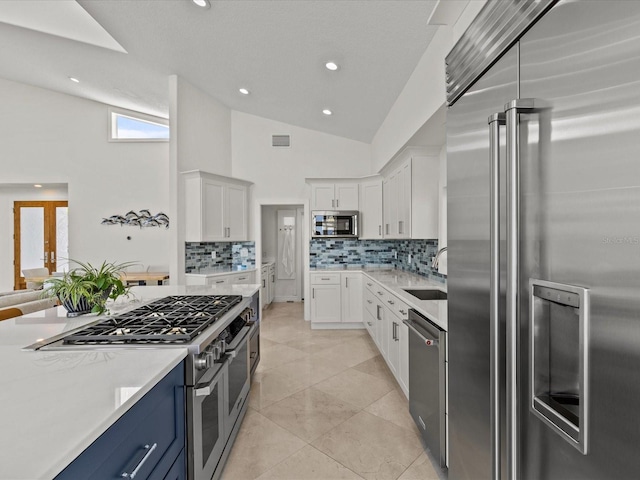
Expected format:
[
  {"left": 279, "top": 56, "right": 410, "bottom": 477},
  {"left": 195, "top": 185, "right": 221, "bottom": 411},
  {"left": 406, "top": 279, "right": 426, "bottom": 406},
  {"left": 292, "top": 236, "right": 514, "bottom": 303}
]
[{"left": 221, "top": 302, "right": 443, "bottom": 480}]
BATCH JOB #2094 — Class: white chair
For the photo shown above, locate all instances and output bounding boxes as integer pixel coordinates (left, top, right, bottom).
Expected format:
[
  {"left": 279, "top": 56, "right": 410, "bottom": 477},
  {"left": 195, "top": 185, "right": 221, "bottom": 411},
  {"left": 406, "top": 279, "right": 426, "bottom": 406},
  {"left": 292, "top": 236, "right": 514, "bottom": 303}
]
[{"left": 21, "top": 267, "right": 50, "bottom": 290}]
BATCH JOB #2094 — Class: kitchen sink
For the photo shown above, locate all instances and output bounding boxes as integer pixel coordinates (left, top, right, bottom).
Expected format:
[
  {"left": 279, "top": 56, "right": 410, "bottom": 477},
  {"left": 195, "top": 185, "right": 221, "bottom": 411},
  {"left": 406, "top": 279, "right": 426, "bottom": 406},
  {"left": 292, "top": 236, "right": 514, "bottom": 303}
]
[{"left": 403, "top": 289, "right": 447, "bottom": 301}]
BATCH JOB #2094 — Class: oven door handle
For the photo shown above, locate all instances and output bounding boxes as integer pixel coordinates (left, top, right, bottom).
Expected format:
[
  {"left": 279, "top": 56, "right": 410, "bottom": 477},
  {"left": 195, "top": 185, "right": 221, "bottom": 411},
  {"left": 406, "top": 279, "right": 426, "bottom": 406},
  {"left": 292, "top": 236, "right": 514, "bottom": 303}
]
[
  {"left": 224, "top": 325, "right": 252, "bottom": 352},
  {"left": 194, "top": 366, "right": 225, "bottom": 397}
]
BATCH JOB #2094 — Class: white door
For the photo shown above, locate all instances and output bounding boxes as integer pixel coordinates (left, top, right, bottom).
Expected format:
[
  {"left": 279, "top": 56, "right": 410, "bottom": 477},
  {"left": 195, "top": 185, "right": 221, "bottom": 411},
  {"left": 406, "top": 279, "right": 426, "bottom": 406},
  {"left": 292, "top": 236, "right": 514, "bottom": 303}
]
[
  {"left": 399, "top": 160, "right": 412, "bottom": 238},
  {"left": 386, "top": 308, "right": 400, "bottom": 377},
  {"left": 360, "top": 180, "right": 383, "bottom": 239},
  {"left": 335, "top": 183, "right": 359, "bottom": 210},
  {"left": 341, "top": 273, "right": 363, "bottom": 323},
  {"left": 202, "top": 179, "right": 225, "bottom": 240},
  {"left": 310, "top": 285, "right": 341, "bottom": 322},
  {"left": 225, "top": 184, "right": 247, "bottom": 240},
  {"left": 311, "top": 184, "right": 335, "bottom": 210},
  {"left": 383, "top": 175, "right": 398, "bottom": 238},
  {"left": 398, "top": 320, "right": 410, "bottom": 396}
]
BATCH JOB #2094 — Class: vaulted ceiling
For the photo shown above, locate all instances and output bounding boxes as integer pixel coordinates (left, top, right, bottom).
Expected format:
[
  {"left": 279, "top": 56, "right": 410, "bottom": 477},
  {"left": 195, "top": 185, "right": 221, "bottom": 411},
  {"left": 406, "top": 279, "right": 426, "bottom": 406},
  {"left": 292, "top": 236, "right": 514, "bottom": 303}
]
[{"left": 0, "top": 0, "right": 441, "bottom": 142}]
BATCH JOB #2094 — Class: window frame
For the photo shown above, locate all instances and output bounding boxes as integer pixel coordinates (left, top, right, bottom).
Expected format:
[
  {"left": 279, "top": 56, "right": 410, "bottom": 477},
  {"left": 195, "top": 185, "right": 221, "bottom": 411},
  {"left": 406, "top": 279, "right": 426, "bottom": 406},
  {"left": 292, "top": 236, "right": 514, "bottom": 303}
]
[{"left": 108, "top": 107, "right": 170, "bottom": 142}]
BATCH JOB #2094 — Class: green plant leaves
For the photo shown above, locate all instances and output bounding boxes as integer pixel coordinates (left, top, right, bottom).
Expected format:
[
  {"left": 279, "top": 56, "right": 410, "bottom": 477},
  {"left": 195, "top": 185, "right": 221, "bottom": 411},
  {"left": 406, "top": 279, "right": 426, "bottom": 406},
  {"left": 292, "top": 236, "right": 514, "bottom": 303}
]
[{"left": 44, "top": 259, "right": 138, "bottom": 315}]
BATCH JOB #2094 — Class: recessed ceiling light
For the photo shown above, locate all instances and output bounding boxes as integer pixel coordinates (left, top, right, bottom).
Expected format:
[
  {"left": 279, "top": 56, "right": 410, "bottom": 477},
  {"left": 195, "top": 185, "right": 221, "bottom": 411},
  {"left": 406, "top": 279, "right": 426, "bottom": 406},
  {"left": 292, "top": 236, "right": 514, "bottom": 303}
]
[
  {"left": 34, "top": 184, "right": 42, "bottom": 188},
  {"left": 325, "top": 62, "right": 339, "bottom": 71},
  {"left": 322, "top": 109, "right": 333, "bottom": 116},
  {"left": 68, "top": 77, "right": 80, "bottom": 83},
  {"left": 191, "top": 0, "right": 210, "bottom": 8},
  {"left": 239, "top": 88, "right": 250, "bottom": 95}
]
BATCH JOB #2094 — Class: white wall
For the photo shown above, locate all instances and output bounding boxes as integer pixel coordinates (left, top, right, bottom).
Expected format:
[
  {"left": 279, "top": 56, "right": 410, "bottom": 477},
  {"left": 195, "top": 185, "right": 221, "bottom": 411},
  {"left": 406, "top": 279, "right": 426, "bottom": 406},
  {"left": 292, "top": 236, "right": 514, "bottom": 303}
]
[
  {"left": 231, "top": 111, "right": 372, "bottom": 203},
  {"left": 0, "top": 78, "right": 171, "bottom": 284},
  {"left": 232, "top": 111, "right": 371, "bottom": 316},
  {"left": 168, "top": 75, "right": 233, "bottom": 284},
  {"left": 371, "top": 0, "right": 486, "bottom": 172},
  {"left": 0, "top": 185, "right": 68, "bottom": 292}
]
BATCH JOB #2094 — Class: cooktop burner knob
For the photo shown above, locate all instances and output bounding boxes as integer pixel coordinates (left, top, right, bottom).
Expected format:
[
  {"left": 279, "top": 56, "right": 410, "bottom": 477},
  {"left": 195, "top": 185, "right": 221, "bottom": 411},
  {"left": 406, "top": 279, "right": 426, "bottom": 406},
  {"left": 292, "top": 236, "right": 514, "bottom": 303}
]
[{"left": 194, "top": 352, "right": 213, "bottom": 370}]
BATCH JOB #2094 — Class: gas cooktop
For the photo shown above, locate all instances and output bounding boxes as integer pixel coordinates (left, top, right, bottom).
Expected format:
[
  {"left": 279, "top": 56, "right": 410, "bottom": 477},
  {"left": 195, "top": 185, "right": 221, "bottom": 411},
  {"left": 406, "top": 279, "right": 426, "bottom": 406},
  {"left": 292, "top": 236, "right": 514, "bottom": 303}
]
[{"left": 61, "top": 295, "right": 243, "bottom": 346}]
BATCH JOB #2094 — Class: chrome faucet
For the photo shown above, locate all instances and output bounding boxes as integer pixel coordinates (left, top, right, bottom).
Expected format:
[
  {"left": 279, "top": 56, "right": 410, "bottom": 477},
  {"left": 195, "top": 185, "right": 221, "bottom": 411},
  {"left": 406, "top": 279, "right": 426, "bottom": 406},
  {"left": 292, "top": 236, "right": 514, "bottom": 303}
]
[{"left": 431, "top": 247, "right": 448, "bottom": 270}]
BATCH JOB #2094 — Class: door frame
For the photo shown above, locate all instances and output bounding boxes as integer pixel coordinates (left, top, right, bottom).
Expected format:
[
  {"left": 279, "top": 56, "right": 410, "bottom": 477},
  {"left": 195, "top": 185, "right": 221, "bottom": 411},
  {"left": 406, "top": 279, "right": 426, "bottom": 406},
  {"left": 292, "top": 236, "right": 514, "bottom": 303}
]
[{"left": 13, "top": 200, "right": 68, "bottom": 290}]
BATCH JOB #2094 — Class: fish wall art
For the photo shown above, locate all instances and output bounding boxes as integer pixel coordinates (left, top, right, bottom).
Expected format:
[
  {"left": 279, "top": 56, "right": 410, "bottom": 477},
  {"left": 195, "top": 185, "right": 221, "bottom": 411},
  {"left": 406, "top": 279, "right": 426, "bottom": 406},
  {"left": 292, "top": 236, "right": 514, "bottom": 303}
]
[{"left": 101, "top": 210, "right": 170, "bottom": 229}]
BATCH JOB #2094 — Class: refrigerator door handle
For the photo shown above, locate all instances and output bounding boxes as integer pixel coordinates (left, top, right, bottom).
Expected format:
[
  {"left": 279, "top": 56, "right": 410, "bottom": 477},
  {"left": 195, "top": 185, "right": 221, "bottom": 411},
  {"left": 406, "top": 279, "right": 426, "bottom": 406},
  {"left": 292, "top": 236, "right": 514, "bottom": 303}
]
[
  {"left": 488, "top": 111, "right": 505, "bottom": 480},
  {"left": 504, "top": 98, "right": 547, "bottom": 480}
]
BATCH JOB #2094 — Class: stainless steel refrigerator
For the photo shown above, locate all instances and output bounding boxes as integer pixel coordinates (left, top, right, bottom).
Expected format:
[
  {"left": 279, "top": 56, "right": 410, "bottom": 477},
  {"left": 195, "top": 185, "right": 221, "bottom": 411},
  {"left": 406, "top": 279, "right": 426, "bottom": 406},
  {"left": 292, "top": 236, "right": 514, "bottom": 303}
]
[{"left": 447, "top": 1, "right": 640, "bottom": 479}]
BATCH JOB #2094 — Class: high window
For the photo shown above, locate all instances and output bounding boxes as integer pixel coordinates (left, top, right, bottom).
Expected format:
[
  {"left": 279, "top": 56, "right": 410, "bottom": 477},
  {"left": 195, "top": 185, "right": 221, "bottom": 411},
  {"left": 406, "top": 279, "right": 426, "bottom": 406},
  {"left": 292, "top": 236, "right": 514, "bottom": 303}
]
[{"left": 109, "top": 108, "right": 169, "bottom": 141}]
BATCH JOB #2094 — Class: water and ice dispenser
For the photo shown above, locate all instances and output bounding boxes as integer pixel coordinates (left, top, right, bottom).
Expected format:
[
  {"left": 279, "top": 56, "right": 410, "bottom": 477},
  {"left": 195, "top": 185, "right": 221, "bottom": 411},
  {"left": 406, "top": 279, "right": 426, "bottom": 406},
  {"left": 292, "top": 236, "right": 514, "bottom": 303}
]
[{"left": 530, "top": 279, "right": 590, "bottom": 454}]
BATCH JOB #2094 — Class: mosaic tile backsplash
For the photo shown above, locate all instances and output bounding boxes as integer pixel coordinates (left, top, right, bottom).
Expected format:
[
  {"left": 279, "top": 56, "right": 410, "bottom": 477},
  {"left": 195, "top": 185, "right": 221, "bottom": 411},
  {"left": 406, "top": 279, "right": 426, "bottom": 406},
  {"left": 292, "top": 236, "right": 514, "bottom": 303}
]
[
  {"left": 309, "top": 238, "right": 446, "bottom": 283},
  {"left": 185, "top": 241, "right": 256, "bottom": 273}
]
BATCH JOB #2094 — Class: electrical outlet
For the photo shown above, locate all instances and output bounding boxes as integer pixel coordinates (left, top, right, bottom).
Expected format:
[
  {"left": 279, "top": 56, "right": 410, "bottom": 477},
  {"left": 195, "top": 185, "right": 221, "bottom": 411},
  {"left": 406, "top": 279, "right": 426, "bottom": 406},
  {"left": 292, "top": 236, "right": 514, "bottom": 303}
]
[
  {"left": 240, "top": 248, "right": 248, "bottom": 258},
  {"left": 211, "top": 251, "right": 217, "bottom": 259},
  {"left": 393, "top": 250, "right": 397, "bottom": 260},
  {"left": 408, "top": 253, "right": 412, "bottom": 264}
]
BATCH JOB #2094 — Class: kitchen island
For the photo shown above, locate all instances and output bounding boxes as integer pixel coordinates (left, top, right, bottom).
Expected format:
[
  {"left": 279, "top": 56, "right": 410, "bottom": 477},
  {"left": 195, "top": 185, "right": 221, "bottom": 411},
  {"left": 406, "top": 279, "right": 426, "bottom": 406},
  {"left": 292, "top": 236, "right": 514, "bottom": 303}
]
[{"left": 0, "top": 284, "right": 259, "bottom": 480}]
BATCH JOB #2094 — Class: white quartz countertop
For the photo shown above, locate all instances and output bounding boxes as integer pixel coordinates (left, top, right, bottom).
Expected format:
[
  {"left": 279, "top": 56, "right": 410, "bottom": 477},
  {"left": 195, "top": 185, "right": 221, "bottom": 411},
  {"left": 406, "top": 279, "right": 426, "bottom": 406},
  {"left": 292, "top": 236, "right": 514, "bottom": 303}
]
[
  {"left": 185, "top": 266, "right": 257, "bottom": 277},
  {"left": 0, "top": 284, "right": 259, "bottom": 480},
  {"left": 310, "top": 267, "right": 448, "bottom": 330}
]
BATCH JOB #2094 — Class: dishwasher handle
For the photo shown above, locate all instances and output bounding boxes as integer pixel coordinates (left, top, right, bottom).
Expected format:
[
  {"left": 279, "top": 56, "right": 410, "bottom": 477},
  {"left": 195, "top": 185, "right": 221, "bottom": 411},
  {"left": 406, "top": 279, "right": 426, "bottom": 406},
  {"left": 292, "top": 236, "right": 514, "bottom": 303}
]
[{"left": 403, "top": 319, "right": 439, "bottom": 347}]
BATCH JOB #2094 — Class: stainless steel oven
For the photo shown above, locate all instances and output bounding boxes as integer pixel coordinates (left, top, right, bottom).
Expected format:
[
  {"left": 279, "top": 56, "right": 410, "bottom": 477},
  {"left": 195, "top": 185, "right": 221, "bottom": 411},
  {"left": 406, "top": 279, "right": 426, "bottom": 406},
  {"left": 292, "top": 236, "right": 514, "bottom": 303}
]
[
  {"left": 186, "top": 312, "right": 253, "bottom": 480},
  {"left": 187, "top": 361, "right": 227, "bottom": 480},
  {"left": 222, "top": 322, "right": 251, "bottom": 437}
]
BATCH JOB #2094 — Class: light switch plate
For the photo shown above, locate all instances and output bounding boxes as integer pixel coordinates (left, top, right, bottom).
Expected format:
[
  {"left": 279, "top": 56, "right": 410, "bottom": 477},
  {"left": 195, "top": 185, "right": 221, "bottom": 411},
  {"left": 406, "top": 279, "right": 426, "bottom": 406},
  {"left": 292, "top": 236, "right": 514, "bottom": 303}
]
[
  {"left": 240, "top": 248, "right": 249, "bottom": 258},
  {"left": 211, "top": 251, "right": 217, "bottom": 259}
]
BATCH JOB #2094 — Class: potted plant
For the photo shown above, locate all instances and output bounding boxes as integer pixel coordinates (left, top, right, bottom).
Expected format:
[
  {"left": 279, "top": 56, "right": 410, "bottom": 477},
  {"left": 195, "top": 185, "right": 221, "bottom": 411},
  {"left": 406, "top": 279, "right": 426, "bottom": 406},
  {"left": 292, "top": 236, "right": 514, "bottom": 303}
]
[{"left": 44, "top": 260, "right": 136, "bottom": 316}]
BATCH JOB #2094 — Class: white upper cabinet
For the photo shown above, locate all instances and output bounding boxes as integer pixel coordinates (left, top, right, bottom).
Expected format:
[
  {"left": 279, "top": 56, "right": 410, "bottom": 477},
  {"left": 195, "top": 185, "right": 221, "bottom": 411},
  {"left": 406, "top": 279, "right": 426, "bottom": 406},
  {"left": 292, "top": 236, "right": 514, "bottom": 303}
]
[
  {"left": 225, "top": 183, "right": 248, "bottom": 241},
  {"left": 309, "top": 182, "right": 359, "bottom": 210},
  {"left": 382, "top": 148, "right": 439, "bottom": 240},
  {"left": 334, "top": 183, "right": 359, "bottom": 210},
  {"left": 360, "top": 178, "right": 383, "bottom": 239},
  {"left": 311, "top": 184, "right": 336, "bottom": 210},
  {"left": 183, "top": 170, "right": 252, "bottom": 242}
]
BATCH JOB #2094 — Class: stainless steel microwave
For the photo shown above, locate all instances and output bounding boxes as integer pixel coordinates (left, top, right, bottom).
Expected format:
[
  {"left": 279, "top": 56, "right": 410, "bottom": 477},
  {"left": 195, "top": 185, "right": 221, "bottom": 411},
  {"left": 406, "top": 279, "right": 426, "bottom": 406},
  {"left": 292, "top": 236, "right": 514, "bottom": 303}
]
[{"left": 311, "top": 211, "right": 359, "bottom": 238}]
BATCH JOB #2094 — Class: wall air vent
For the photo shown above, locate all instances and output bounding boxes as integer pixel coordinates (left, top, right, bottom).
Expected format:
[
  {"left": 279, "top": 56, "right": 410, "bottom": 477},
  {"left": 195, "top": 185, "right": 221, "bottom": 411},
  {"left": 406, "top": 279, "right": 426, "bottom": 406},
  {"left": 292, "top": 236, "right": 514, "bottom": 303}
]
[{"left": 272, "top": 135, "right": 291, "bottom": 147}]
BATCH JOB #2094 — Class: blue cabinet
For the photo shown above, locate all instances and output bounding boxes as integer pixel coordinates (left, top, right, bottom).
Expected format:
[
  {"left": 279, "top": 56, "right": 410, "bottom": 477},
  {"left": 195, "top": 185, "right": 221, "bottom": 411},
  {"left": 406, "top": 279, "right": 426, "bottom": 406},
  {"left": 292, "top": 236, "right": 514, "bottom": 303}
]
[{"left": 56, "top": 362, "right": 186, "bottom": 480}]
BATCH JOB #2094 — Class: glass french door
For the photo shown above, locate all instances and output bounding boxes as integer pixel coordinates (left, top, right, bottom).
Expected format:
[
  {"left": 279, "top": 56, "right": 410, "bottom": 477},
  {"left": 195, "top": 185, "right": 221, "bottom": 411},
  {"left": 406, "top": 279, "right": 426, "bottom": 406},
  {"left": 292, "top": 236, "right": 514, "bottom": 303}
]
[{"left": 13, "top": 201, "right": 68, "bottom": 290}]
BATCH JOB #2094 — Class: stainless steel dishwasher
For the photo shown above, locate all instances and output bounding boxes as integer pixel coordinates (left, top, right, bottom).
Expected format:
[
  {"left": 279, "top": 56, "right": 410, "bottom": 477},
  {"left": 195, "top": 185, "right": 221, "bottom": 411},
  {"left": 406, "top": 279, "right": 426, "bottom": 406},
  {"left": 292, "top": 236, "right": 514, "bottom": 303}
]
[{"left": 405, "top": 308, "right": 447, "bottom": 468}]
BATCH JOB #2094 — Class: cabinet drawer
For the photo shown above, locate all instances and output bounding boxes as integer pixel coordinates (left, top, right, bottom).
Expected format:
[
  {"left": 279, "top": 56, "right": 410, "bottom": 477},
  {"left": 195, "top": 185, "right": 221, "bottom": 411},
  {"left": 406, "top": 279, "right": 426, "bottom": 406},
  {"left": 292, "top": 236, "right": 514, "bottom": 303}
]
[
  {"left": 364, "top": 288, "right": 377, "bottom": 316},
  {"left": 386, "top": 296, "right": 410, "bottom": 322},
  {"left": 370, "top": 284, "right": 389, "bottom": 304},
  {"left": 56, "top": 363, "right": 185, "bottom": 480},
  {"left": 364, "top": 278, "right": 377, "bottom": 293},
  {"left": 206, "top": 276, "right": 229, "bottom": 286},
  {"left": 310, "top": 273, "right": 340, "bottom": 285},
  {"left": 228, "top": 273, "right": 254, "bottom": 284}
]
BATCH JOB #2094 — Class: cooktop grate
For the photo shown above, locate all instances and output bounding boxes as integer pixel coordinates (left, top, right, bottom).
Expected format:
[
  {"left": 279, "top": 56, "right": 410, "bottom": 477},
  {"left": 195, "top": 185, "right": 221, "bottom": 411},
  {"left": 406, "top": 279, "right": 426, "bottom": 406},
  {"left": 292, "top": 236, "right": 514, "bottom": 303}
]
[{"left": 62, "top": 295, "right": 243, "bottom": 345}]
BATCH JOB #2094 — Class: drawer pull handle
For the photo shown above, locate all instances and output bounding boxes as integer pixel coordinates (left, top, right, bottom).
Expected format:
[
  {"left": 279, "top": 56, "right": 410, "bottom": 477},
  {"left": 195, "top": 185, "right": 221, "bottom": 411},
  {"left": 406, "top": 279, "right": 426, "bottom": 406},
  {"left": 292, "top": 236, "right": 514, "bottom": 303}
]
[
  {"left": 367, "top": 283, "right": 373, "bottom": 286},
  {"left": 387, "top": 300, "right": 395, "bottom": 305},
  {"left": 216, "top": 280, "right": 225, "bottom": 284},
  {"left": 399, "top": 309, "right": 407, "bottom": 315},
  {"left": 122, "top": 443, "right": 157, "bottom": 478},
  {"left": 377, "top": 291, "right": 383, "bottom": 296},
  {"left": 321, "top": 277, "right": 331, "bottom": 280},
  {"left": 367, "top": 300, "right": 373, "bottom": 304}
]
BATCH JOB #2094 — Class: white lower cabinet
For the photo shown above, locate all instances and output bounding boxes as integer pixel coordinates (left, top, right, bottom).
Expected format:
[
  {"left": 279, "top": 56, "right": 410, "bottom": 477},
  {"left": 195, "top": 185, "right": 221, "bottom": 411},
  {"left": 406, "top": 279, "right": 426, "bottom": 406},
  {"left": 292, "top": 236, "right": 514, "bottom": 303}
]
[
  {"left": 363, "top": 277, "right": 410, "bottom": 398},
  {"left": 385, "top": 305, "right": 400, "bottom": 378},
  {"left": 310, "top": 272, "right": 363, "bottom": 326},
  {"left": 398, "top": 320, "right": 409, "bottom": 396},
  {"left": 341, "top": 273, "right": 363, "bottom": 324},
  {"left": 269, "top": 264, "right": 276, "bottom": 303},
  {"left": 310, "top": 284, "right": 342, "bottom": 322}
]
